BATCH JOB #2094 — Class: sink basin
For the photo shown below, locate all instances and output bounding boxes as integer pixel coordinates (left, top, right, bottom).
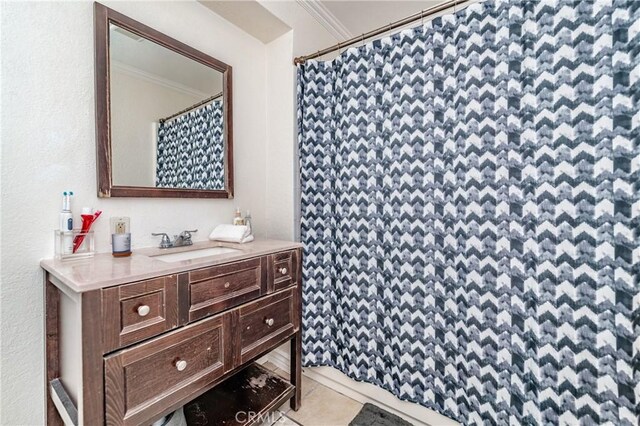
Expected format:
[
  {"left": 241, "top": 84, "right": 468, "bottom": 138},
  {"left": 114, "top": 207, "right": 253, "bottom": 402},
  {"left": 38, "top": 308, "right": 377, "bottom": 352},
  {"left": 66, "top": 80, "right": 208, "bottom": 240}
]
[{"left": 151, "top": 247, "right": 240, "bottom": 263}]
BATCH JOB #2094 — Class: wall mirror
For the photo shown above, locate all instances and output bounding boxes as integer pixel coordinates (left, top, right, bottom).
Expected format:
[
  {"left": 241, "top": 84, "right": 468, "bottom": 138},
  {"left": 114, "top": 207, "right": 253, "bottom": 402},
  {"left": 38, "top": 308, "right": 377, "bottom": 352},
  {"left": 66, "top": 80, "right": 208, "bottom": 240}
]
[{"left": 94, "top": 3, "right": 233, "bottom": 198}]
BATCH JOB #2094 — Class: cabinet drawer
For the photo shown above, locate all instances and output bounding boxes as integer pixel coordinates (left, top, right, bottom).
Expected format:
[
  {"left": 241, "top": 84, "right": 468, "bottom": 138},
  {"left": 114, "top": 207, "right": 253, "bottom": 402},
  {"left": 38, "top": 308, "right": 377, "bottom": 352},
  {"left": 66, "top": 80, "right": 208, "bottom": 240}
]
[
  {"left": 187, "top": 257, "right": 266, "bottom": 323},
  {"left": 268, "top": 250, "right": 299, "bottom": 292},
  {"left": 239, "top": 288, "right": 297, "bottom": 363},
  {"left": 102, "top": 275, "right": 178, "bottom": 352},
  {"left": 104, "top": 314, "right": 227, "bottom": 425}
]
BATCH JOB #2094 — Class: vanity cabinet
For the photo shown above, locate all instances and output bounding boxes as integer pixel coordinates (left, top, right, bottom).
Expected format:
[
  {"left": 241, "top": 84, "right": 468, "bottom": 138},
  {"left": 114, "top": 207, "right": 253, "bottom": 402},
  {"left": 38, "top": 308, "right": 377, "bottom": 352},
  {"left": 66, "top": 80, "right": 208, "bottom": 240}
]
[
  {"left": 41, "top": 241, "right": 303, "bottom": 426},
  {"left": 238, "top": 288, "right": 298, "bottom": 364},
  {"left": 102, "top": 275, "right": 179, "bottom": 352},
  {"left": 104, "top": 314, "right": 227, "bottom": 425},
  {"left": 186, "top": 257, "right": 266, "bottom": 323}
]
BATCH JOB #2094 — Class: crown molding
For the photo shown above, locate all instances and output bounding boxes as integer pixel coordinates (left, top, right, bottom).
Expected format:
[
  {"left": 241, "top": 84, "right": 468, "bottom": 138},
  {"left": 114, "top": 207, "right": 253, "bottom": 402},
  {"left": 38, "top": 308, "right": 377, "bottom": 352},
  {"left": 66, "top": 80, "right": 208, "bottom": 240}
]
[
  {"left": 296, "top": 0, "right": 353, "bottom": 41},
  {"left": 110, "top": 60, "right": 210, "bottom": 100}
]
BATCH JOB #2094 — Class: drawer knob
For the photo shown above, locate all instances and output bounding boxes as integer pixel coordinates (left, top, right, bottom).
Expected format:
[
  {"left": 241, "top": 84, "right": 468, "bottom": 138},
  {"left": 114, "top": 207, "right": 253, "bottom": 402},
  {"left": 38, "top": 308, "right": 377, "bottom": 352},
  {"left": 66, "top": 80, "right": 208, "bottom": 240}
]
[
  {"left": 264, "top": 318, "right": 275, "bottom": 327},
  {"left": 176, "top": 360, "right": 187, "bottom": 371},
  {"left": 278, "top": 267, "right": 288, "bottom": 275},
  {"left": 224, "top": 282, "right": 230, "bottom": 288},
  {"left": 137, "top": 305, "right": 150, "bottom": 317}
]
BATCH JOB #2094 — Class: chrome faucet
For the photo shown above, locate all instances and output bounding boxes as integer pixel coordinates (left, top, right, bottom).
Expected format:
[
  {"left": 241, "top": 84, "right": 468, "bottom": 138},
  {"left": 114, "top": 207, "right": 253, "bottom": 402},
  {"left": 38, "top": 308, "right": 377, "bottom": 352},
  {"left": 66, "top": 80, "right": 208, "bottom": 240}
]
[
  {"left": 152, "top": 230, "right": 197, "bottom": 249},
  {"left": 174, "top": 230, "right": 197, "bottom": 247}
]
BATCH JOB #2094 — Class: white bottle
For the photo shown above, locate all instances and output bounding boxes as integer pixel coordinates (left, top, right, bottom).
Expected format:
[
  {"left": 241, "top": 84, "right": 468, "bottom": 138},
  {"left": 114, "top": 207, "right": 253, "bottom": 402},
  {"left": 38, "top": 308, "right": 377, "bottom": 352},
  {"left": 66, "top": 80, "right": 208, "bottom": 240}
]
[
  {"left": 59, "top": 191, "right": 74, "bottom": 254},
  {"left": 244, "top": 210, "right": 252, "bottom": 235}
]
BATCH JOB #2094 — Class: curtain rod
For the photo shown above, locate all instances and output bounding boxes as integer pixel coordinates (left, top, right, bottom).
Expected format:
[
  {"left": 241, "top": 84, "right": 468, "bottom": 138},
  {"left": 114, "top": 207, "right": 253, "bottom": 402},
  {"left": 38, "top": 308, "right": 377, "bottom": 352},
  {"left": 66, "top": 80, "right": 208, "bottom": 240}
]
[
  {"left": 293, "top": 0, "right": 472, "bottom": 65},
  {"left": 159, "top": 91, "right": 223, "bottom": 123}
]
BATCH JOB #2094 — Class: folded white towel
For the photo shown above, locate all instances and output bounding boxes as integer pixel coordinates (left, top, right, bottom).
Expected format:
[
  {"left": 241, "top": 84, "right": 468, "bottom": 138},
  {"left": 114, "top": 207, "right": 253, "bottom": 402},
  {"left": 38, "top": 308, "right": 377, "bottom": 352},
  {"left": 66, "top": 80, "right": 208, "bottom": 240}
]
[
  {"left": 209, "top": 224, "right": 253, "bottom": 244},
  {"left": 239, "top": 234, "right": 254, "bottom": 244}
]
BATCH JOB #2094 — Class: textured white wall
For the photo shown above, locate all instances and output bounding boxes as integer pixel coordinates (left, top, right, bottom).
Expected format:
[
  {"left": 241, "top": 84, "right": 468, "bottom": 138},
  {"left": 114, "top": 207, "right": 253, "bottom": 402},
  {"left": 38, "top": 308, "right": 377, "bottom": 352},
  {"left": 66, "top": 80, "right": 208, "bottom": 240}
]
[
  {"left": 0, "top": 1, "right": 270, "bottom": 423},
  {"left": 265, "top": 31, "right": 296, "bottom": 240}
]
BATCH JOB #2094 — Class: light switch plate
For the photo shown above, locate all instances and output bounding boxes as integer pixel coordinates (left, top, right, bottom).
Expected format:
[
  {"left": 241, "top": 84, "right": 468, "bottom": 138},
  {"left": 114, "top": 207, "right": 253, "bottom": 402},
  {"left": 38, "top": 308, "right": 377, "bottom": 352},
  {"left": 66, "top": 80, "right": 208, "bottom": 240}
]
[{"left": 110, "top": 217, "right": 130, "bottom": 235}]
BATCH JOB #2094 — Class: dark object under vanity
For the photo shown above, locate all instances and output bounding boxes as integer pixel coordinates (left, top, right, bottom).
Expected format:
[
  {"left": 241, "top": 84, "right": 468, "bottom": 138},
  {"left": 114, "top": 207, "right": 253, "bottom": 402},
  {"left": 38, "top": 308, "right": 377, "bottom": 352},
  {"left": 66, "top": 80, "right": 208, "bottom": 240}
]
[
  {"left": 41, "top": 240, "right": 303, "bottom": 425},
  {"left": 183, "top": 363, "right": 294, "bottom": 426}
]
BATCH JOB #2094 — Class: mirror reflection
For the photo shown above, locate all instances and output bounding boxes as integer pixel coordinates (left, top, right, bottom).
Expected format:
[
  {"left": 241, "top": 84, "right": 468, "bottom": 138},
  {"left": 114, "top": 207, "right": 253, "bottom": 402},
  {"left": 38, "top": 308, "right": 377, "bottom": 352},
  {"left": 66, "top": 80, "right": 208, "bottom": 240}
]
[{"left": 109, "top": 23, "right": 225, "bottom": 190}]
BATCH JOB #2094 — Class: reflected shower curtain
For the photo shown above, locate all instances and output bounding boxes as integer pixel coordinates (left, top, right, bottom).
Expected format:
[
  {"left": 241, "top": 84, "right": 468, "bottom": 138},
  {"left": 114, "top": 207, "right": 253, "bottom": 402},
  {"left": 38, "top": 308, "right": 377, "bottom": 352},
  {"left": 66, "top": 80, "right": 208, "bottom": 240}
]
[
  {"left": 297, "top": 0, "right": 639, "bottom": 424},
  {"left": 156, "top": 100, "right": 224, "bottom": 189}
]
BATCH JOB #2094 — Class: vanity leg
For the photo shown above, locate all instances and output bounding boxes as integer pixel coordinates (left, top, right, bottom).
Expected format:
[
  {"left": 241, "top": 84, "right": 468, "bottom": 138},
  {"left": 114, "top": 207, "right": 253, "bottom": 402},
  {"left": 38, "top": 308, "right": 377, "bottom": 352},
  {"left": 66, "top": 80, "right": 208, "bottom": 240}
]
[
  {"left": 290, "top": 331, "right": 302, "bottom": 411},
  {"left": 44, "top": 276, "right": 63, "bottom": 426},
  {"left": 80, "top": 290, "right": 105, "bottom": 425}
]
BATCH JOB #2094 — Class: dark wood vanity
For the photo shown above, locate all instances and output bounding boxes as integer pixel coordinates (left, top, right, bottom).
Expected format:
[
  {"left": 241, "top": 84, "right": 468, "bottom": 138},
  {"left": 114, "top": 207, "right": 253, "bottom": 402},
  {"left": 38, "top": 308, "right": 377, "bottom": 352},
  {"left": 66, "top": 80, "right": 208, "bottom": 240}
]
[
  {"left": 53, "top": 4, "right": 304, "bottom": 424},
  {"left": 42, "top": 240, "right": 303, "bottom": 425}
]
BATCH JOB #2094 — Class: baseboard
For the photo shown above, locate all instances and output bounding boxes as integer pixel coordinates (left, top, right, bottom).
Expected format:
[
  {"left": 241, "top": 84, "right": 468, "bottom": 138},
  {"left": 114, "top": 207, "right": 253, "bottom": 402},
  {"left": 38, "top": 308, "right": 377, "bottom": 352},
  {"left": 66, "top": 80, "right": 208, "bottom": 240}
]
[{"left": 258, "top": 346, "right": 459, "bottom": 426}]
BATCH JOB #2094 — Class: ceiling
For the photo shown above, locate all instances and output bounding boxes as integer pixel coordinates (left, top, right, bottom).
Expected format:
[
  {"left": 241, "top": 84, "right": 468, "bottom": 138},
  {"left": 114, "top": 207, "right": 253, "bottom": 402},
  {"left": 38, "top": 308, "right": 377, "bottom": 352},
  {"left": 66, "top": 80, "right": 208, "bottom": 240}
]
[
  {"left": 198, "top": 1, "right": 291, "bottom": 43},
  {"left": 315, "top": 1, "right": 445, "bottom": 39},
  {"left": 199, "top": 0, "right": 452, "bottom": 51}
]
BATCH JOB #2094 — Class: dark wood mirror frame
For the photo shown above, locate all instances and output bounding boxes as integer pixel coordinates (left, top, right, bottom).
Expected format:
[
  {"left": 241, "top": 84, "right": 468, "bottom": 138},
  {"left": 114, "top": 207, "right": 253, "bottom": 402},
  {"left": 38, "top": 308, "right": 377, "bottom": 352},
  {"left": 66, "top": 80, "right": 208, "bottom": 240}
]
[{"left": 94, "top": 2, "right": 233, "bottom": 198}]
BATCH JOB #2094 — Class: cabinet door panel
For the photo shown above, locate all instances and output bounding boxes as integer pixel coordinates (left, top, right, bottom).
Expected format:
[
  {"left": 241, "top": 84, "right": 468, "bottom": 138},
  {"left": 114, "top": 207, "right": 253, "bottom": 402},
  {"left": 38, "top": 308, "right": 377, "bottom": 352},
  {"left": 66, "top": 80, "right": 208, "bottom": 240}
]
[
  {"left": 238, "top": 288, "right": 296, "bottom": 363},
  {"left": 267, "top": 250, "right": 299, "bottom": 293},
  {"left": 105, "top": 314, "right": 226, "bottom": 425},
  {"left": 188, "top": 257, "right": 266, "bottom": 322},
  {"left": 102, "top": 275, "right": 178, "bottom": 352}
]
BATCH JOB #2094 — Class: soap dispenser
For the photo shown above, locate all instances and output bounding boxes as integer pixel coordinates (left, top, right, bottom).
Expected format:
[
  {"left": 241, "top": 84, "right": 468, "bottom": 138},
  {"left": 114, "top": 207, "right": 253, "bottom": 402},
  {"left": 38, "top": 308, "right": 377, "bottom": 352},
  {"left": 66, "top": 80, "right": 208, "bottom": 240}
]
[{"left": 233, "top": 208, "right": 244, "bottom": 226}]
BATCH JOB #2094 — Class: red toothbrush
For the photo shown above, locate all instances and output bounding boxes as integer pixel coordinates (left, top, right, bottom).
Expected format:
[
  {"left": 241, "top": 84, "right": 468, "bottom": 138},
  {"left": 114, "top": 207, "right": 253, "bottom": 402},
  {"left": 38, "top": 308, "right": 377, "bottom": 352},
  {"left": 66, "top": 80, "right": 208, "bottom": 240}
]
[{"left": 73, "top": 210, "right": 102, "bottom": 253}]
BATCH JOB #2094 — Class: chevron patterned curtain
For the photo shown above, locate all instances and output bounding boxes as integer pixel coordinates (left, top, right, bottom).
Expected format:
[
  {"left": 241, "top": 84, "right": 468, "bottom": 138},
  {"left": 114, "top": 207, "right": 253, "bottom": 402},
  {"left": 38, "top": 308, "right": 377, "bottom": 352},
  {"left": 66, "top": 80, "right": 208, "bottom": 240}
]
[
  {"left": 297, "top": 0, "right": 639, "bottom": 424},
  {"left": 156, "top": 100, "right": 225, "bottom": 189}
]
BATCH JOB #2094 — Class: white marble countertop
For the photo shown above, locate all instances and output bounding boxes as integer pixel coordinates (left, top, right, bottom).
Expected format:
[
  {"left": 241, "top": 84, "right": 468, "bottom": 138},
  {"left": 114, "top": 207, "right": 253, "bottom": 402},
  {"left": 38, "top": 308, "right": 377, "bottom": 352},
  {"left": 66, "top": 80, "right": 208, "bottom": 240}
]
[{"left": 41, "top": 239, "right": 303, "bottom": 293}]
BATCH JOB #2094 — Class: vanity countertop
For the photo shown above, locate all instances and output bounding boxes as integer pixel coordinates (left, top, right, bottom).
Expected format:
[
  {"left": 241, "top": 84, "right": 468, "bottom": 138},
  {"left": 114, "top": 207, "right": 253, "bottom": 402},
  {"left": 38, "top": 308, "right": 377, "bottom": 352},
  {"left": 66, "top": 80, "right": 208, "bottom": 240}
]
[{"left": 41, "top": 239, "right": 303, "bottom": 293}]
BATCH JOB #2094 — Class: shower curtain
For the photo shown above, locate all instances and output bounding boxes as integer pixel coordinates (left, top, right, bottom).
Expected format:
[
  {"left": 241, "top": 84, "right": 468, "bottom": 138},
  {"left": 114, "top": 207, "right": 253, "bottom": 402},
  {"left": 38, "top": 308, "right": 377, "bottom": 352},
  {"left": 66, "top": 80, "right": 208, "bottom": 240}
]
[
  {"left": 156, "top": 100, "right": 225, "bottom": 189},
  {"left": 297, "top": 0, "right": 638, "bottom": 424}
]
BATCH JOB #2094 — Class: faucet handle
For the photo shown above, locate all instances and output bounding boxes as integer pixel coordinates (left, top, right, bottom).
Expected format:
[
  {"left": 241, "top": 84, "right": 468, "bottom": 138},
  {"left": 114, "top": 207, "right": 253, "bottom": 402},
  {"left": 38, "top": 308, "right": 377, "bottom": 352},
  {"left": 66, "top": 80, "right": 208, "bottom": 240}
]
[
  {"left": 181, "top": 229, "right": 198, "bottom": 238},
  {"left": 152, "top": 232, "right": 172, "bottom": 248}
]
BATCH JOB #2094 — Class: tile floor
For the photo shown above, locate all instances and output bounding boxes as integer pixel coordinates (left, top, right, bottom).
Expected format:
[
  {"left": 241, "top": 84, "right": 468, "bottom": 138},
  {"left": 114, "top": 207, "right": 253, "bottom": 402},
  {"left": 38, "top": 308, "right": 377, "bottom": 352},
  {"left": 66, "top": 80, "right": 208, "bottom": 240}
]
[{"left": 261, "top": 362, "right": 364, "bottom": 426}]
